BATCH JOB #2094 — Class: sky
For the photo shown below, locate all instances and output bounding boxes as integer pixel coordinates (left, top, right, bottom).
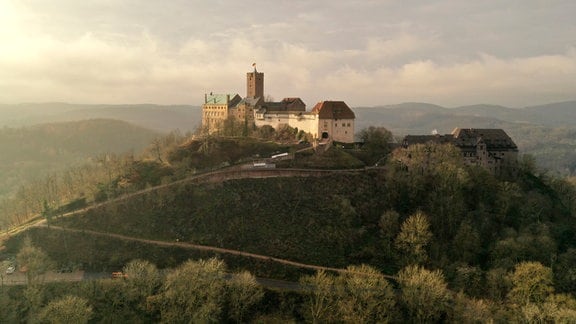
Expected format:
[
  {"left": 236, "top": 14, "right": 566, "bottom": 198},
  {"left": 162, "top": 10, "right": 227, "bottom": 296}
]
[{"left": 0, "top": 0, "right": 575, "bottom": 108}]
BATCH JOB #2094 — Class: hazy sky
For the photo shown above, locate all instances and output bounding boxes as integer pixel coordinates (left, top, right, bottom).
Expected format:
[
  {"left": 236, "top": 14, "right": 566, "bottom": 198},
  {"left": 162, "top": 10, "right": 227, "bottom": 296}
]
[{"left": 1, "top": 0, "right": 575, "bottom": 107}]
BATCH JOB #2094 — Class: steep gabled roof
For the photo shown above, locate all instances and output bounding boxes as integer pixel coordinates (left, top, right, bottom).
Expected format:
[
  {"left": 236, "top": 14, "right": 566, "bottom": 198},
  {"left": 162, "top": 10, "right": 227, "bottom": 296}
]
[
  {"left": 451, "top": 128, "right": 518, "bottom": 150},
  {"left": 204, "top": 93, "right": 242, "bottom": 106},
  {"left": 311, "top": 101, "right": 355, "bottom": 119},
  {"left": 261, "top": 101, "right": 287, "bottom": 111},
  {"left": 238, "top": 97, "right": 263, "bottom": 106},
  {"left": 281, "top": 97, "right": 306, "bottom": 111}
]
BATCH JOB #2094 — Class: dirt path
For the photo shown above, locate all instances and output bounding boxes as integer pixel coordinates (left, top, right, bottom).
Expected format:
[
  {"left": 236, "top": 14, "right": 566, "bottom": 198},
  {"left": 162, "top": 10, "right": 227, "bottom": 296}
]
[{"left": 46, "top": 225, "right": 352, "bottom": 275}]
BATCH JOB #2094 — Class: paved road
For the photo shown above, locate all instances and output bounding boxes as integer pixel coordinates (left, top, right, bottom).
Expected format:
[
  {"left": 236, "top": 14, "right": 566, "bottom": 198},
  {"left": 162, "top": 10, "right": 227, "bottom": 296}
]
[
  {"left": 1, "top": 269, "right": 303, "bottom": 291},
  {"left": 1, "top": 270, "right": 86, "bottom": 286}
]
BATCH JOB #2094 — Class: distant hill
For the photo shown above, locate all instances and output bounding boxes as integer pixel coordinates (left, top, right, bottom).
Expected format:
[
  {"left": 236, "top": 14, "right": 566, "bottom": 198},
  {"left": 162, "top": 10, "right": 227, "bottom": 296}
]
[
  {"left": 354, "top": 100, "right": 576, "bottom": 176},
  {"left": 354, "top": 100, "right": 576, "bottom": 135},
  {"left": 2, "top": 100, "right": 576, "bottom": 175},
  {"left": 0, "top": 103, "right": 202, "bottom": 133},
  {"left": 0, "top": 119, "right": 160, "bottom": 198}
]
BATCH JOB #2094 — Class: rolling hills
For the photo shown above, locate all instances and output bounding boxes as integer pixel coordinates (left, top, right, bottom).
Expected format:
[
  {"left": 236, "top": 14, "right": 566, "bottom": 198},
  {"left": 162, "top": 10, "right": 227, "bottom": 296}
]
[
  {"left": 0, "top": 119, "right": 160, "bottom": 199},
  {"left": 354, "top": 100, "right": 576, "bottom": 176},
  {"left": 2, "top": 99, "right": 576, "bottom": 178},
  {"left": 0, "top": 103, "right": 202, "bottom": 133}
]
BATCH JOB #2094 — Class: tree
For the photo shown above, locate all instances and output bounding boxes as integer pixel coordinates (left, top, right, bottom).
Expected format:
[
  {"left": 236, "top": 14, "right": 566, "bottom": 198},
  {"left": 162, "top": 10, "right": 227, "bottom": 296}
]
[
  {"left": 299, "top": 270, "right": 339, "bottom": 324},
  {"left": 395, "top": 211, "right": 433, "bottom": 265},
  {"left": 452, "top": 265, "right": 483, "bottom": 297},
  {"left": 554, "top": 248, "right": 576, "bottom": 293},
  {"left": 150, "top": 258, "right": 227, "bottom": 323},
  {"left": 507, "top": 261, "right": 554, "bottom": 306},
  {"left": 397, "top": 265, "right": 451, "bottom": 323},
  {"left": 358, "top": 126, "right": 393, "bottom": 165},
  {"left": 42, "top": 200, "right": 53, "bottom": 227},
  {"left": 16, "top": 237, "right": 53, "bottom": 286},
  {"left": 379, "top": 210, "right": 400, "bottom": 255},
  {"left": 451, "top": 222, "right": 481, "bottom": 265},
  {"left": 336, "top": 264, "right": 396, "bottom": 323},
  {"left": 23, "top": 285, "right": 44, "bottom": 322},
  {"left": 122, "top": 259, "right": 161, "bottom": 310},
  {"left": 226, "top": 271, "right": 264, "bottom": 323},
  {"left": 450, "top": 292, "right": 493, "bottom": 323},
  {"left": 256, "top": 125, "right": 275, "bottom": 140},
  {"left": 486, "top": 267, "right": 510, "bottom": 301},
  {"left": 37, "top": 295, "right": 93, "bottom": 324}
]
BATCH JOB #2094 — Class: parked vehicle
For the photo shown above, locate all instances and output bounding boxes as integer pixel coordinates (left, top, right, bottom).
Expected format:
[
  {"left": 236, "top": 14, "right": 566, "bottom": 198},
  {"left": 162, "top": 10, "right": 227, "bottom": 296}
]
[{"left": 5, "top": 265, "right": 15, "bottom": 274}]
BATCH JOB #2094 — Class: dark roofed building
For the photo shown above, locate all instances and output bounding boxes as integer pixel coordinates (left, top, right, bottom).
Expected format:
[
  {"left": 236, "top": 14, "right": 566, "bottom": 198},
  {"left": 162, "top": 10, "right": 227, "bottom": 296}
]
[
  {"left": 261, "top": 97, "right": 306, "bottom": 112},
  {"left": 401, "top": 128, "right": 518, "bottom": 174},
  {"left": 281, "top": 98, "right": 306, "bottom": 111}
]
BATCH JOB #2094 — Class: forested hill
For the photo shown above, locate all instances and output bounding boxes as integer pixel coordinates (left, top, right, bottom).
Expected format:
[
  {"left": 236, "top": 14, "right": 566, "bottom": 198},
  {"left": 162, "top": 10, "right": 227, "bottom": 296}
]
[
  {"left": 11, "top": 142, "right": 576, "bottom": 322},
  {"left": 0, "top": 103, "right": 202, "bottom": 132},
  {"left": 354, "top": 100, "right": 576, "bottom": 133},
  {"left": 2, "top": 134, "right": 576, "bottom": 322},
  {"left": 0, "top": 119, "right": 160, "bottom": 198}
]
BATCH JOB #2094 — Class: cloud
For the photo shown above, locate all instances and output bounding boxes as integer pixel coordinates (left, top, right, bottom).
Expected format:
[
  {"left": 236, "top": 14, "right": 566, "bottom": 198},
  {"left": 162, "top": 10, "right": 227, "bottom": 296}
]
[
  {"left": 0, "top": 0, "right": 575, "bottom": 107},
  {"left": 317, "top": 50, "right": 576, "bottom": 107}
]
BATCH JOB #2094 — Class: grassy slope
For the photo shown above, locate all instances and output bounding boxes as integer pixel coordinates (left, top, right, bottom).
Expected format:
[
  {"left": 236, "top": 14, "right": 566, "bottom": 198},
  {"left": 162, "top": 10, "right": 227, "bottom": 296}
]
[{"left": 53, "top": 171, "right": 385, "bottom": 268}]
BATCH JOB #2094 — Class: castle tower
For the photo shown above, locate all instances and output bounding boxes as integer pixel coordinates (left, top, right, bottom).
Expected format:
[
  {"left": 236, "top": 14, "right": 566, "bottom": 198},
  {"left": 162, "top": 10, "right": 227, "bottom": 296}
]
[{"left": 247, "top": 65, "right": 264, "bottom": 99}]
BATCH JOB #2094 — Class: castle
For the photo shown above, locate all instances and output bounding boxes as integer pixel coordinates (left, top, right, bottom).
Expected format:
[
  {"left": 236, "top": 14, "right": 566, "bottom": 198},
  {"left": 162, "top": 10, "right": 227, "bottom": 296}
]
[{"left": 202, "top": 66, "right": 356, "bottom": 143}]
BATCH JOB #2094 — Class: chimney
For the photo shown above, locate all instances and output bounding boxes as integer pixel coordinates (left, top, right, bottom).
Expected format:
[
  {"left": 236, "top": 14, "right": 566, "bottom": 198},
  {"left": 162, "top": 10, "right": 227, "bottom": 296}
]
[
  {"left": 227, "top": 94, "right": 230, "bottom": 103},
  {"left": 204, "top": 93, "right": 207, "bottom": 103}
]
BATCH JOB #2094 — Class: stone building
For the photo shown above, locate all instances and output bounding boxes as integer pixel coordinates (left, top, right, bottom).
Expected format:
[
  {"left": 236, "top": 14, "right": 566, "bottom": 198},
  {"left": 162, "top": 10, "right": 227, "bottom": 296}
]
[
  {"left": 202, "top": 93, "right": 242, "bottom": 132},
  {"left": 402, "top": 128, "right": 518, "bottom": 174},
  {"left": 201, "top": 67, "right": 356, "bottom": 143}
]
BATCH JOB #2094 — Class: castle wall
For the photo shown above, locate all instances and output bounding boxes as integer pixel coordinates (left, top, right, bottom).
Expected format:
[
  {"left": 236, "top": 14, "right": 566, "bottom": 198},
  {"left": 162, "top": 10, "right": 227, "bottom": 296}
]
[
  {"left": 326, "top": 118, "right": 355, "bottom": 143},
  {"left": 255, "top": 112, "right": 319, "bottom": 139}
]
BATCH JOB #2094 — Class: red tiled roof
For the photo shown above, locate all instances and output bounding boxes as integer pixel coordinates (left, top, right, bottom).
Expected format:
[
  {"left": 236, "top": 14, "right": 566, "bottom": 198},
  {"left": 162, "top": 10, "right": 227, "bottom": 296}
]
[{"left": 311, "top": 101, "right": 355, "bottom": 119}]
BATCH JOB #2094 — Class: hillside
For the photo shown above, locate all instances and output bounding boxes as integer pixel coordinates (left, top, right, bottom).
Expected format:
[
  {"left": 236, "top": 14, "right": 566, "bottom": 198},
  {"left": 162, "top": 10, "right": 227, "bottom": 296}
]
[
  {"left": 2, "top": 137, "right": 576, "bottom": 322},
  {"left": 20, "top": 142, "right": 576, "bottom": 279},
  {"left": 0, "top": 103, "right": 202, "bottom": 132},
  {"left": 0, "top": 119, "right": 160, "bottom": 199}
]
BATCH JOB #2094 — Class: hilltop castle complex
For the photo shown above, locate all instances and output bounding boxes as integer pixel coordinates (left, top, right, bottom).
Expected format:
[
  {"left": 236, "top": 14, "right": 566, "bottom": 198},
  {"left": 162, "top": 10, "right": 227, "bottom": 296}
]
[
  {"left": 202, "top": 67, "right": 356, "bottom": 143},
  {"left": 201, "top": 66, "right": 519, "bottom": 174}
]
